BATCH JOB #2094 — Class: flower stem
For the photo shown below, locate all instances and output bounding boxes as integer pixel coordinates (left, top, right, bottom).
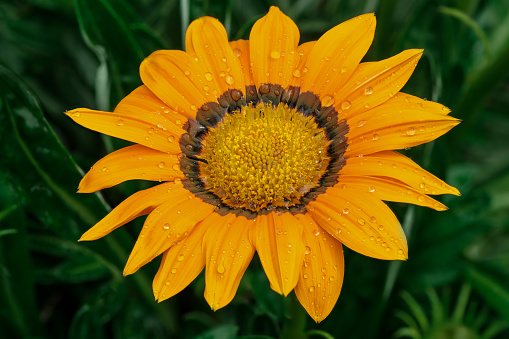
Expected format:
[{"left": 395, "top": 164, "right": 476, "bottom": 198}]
[{"left": 280, "top": 293, "right": 307, "bottom": 339}]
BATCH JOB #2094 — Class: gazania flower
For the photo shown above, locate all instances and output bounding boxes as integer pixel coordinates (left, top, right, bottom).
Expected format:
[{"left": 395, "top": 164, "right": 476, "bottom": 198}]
[{"left": 67, "top": 7, "right": 460, "bottom": 321}]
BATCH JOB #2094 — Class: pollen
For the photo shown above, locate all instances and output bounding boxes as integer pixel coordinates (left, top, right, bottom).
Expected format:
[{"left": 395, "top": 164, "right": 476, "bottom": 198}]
[{"left": 199, "top": 102, "right": 331, "bottom": 211}]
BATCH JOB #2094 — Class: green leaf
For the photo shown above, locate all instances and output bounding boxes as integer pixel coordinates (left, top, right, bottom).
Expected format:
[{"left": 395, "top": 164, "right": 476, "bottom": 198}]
[
  {"left": 73, "top": 0, "right": 164, "bottom": 109},
  {"left": 466, "top": 264, "right": 509, "bottom": 320},
  {"left": 195, "top": 325, "right": 238, "bottom": 339}
]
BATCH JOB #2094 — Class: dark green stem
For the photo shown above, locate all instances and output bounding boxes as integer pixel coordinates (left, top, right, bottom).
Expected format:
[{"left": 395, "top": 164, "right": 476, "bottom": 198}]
[{"left": 280, "top": 293, "right": 307, "bottom": 339}]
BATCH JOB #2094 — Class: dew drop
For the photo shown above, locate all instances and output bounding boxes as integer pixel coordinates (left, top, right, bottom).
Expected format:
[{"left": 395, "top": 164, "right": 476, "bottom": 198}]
[
  {"left": 172, "top": 164, "right": 179, "bottom": 170},
  {"left": 313, "top": 229, "right": 320, "bottom": 236},
  {"left": 233, "top": 48, "right": 241, "bottom": 57},
  {"left": 368, "top": 186, "right": 375, "bottom": 192},
  {"left": 305, "top": 246, "right": 311, "bottom": 254},
  {"left": 341, "top": 66, "right": 347, "bottom": 73},
  {"left": 341, "top": 100, "right": 351, "bottom": 110},
  {"left": 205, "top": 72, "right": 213, "bottom": 81},
  {"left": 417, "top": 196, "right": 425, "bottom": 202},
  {"left": 177, "top": 254, "right": 184, "bottom": 261},
  {"left": 363, "top": 86, "right": 373, "bottom": 95},
  {"left": 292, "top": 69, "right": 301, "bottom": 77},
  {"left": 309, "top": 286, "right": 315, "bottom": 292},
  {"left": 357, "top": 120, "right": 367, "bottom": 127},
  {"left": 372, "top": 134, "right": 379, "bottom": 140},
  {"left": 343, "top": 208, "right": 349, "bottom": 214},
  {"left": 357, "top": 218, "right": 365, "bottom": 226},
  {"left": 158, "top": 162, "right": 165, "bottom": 169},
  {"left": 163, "top": 223, "right": 170, "bottom": 230},
  {"left": 171, "top": 268, "right": 177, "bottom": 274},
  {"left": 406, "top": 127, "right": 416, "bottom": 135},
  {"left": 397, "top": 249, "right": 403, "bottom": 255},
  {"left": 322, "top": 95, "right": 335, "bottom": 107},
  {"left": 117, "top": 119, "right": 124, "bottom": 126},
  {"left": 270, "top": 50, "right": 281, "bottom": 59},
  {"left": 225, "top": 75, "right": 234, "bottom": 85}
]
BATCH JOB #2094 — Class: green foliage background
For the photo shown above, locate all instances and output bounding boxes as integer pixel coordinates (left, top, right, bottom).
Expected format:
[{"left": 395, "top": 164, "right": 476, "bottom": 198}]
[{"left": 1, "top": 0, "right": 509, "bottom": 338}]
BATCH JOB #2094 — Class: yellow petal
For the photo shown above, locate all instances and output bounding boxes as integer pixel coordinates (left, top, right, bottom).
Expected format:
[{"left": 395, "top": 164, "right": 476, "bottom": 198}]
[
  {"left": 341, "top": 150, "right": 460, "bottom": 195},
  {"left": 66, "top": 87, "right": 184, "bottom": 154},
  {"left": 336, "top": 175, "right": 448, "bottom": 211},
  {"left": 123, "top": 196, "right": 214, "bottom": 275},
  {"left": 79, "top": 182, "right": 189, "bottom": 241},
  {"left": 186, "top": 17, "right": 245, "bottom": 94},
  {"left": 252, "top": 211, "right": 305, "bottom": 296},
  {"left": 301, "top": 14, "right": 376, "bottom": 98},
  {"left": 294, "top": 213, "right": 344, "bottom": 322},
  {"left": 249, "top": 6, "right": 300, "bottom": 89},
  {"left": 140, "top": 50, "right": 213, "bottom": 118},
  {"left": 335, "top": 49, "right": 424, "bottom": 121},
  {"left": 289, "top": 41, "right": 316, "bottom": 87},
  {"left": 345, "top": 102, "right": 460, "bottom": 157},
  {"left": 153, "top": 222, "right": 207, "bottom": 302},
  {"left": 78, "top": 144, "right": 184, "bottom": 193},
  {"left": 203, "top": 213, "right": 255, "bottom": 311},
  {"left": 307, "top": 189, "right": 408, "bottom": 260},
  {"left": 229, "top": 39, "right": 255, "bottom": 87}
]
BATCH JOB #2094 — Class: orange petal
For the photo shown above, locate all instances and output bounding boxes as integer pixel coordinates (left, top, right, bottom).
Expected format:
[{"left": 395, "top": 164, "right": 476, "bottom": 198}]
[
  {"left": 203, "top": 213, "right": 255, "bottom": 310},
  {"left": 335, "top": 49, "right": 424, "bottom": 121},
  {"left": 301, "top": 14, "right": 376, "bottom": 99},
  {"left": 307, "top": 189, "right": 408, "bottom": 260},
  {"left": 123, "top": 196, "right": 215, "bottom": 275},
  {"left": 229, "top": 39, "right": 254, "bottom": 87},
  {"left": 289, "top": 41, "right": 316, "bottom": 87},
  {"left": 252, "top": 211, "right": 305, "bottom": 296},
  {"left": 66, "top": 88, "right": 184, "bottom": 154},
  {"left": 336, "top": 175, "right": 448, "bottom": 211},
  {"left": 79, "top": 182, "right": 189, "bottom": 241},
  {"left": 294, "top": 213, "right": 344, "bottom": 322},
  {"left": 78, "top": 144, "right": 184, "bottom": 193},
  {"left": 186, "top": 17, "right": 245, "bottom": 94},
  {"left": 140, "top": 50, "right": 216, "bottom": 118},
  {"left": 249, "top": 6, "right": 300, "bottom": 88},
  {"left": 153, "top": 222, "right": 207, "bottom": 302},
  {"left": 341, "top": 150, "right": 460, "bottom": 195},
  {"left": 345, "top": 100, "right": 459, "bottom": 157}
]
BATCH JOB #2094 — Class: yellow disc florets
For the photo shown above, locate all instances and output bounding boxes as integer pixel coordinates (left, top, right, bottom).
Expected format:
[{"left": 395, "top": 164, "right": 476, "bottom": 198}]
[{"left": 199, "top": 102, "right": 331, "bottom": 211}]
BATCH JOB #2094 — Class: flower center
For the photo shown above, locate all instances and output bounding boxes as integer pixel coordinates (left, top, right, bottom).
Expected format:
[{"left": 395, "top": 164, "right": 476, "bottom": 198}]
[{"left": 198, "top": 102, "right": 331, "bottom": 211}]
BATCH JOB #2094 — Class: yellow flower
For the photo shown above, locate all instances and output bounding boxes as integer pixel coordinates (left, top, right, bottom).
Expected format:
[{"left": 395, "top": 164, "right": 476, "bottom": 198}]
[{"left": 67, "top": 7, "right": 460, "bottom": 322}]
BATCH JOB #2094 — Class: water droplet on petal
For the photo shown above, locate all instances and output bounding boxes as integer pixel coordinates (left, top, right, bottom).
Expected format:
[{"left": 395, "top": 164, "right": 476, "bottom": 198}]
[
  {"left": 225, "top": 75, "right": 234, "bottom": 85},
  {"left": 406, "top": 127, "right": 416, "bottom": 135},
  {"left": 357, "top": 120, "right": 367, "bottom": 127},
  {"left": 341, "top": 100, "right": 351, "bottom": 110},
  {"left": 233, "top": 48, "right": 241, "bottom": 57},
  {"left": 217, "top": 264, "right": 225, "bottom": 274},
  {"left": 292, "top": 69, "right": 301, "bottom": 77},
  {"left": 357, "top": 218, "right": 365, "bottom": 225},
  {"left": 270, "top": 50, "right": 281, "bottom": 59},
  {"left": 341, "top": 66, "right": 347, "bottom": 73},
  {"left": 205, "top": 72, "right": 213, "bottom": 81},
  {"left": 178, "top": 254, "right": 184, "bottom": 261},
  {"left": 117, "top": 119, "right": 124, "bottom": 126},
  {"left": 158, "top": 162, "right": 165, "bottom": 169},
  {"left": 363, "top": 86, "right": 373, "bottom": 95},
  {"left": 343, "top": 208, "right": 349, "bottom": 214},
  {"left": 322, "top": 95, "right": 335, "bottom": 107}
]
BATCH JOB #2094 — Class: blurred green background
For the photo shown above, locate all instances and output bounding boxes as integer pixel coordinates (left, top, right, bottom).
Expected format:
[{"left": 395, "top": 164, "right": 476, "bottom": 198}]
[{"left": 1, "top": 0, "right": 509, "bottom": 338}]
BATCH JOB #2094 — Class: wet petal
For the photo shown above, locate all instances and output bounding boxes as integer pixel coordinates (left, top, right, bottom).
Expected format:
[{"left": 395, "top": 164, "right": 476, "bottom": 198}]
[
  {"left": 345, "top": 97, "right": 459, "bottom": 157},
  {"left": 186, "top": 17, "right": 245, "bottom": 94},
  {"left": 301, "top": 14, "right": 376, "bottom": 100},
  {"left": 335, "top": 49, "right": 424, "bottom": 121},
  {"left": 336, "top": 175, "right": 448, "bottom": 210},
  {"left": 66, "top": 87, "right": 184, "bottom": 154},
  {"left": 123, "top": 196, "right": 215, "bottom": 275},
  {"left": 341, "top": 151, "right": 460, "bottom": 195},
  {"left": 78, "top": 144, "right": 184, "bottom": 193},
  {"left": 203, "top": 213, "right": 255, "bottom": 310},
  {"left": 249, "top": 6, "right": 300, "bottom": 88},
  {"left": 79, "top": 182, "right": 189, "bottom": 241},
  {"left": 252, "top": 211, "right": 305, "bottom": 296},
  {"left": 294, "top": 213, "right": 344, "bottom": 322},
  {"left": 229, "top": 39, "right": 254, "bottom": 87},
  {"left": 289, "top": 41, "right": 316, "bottom": 87},
  {"left": 153, "top": 222, "right": 207, "bottom": 302},
  {"left": 307, "top": 189, "right": 408, "bottom": 260}
]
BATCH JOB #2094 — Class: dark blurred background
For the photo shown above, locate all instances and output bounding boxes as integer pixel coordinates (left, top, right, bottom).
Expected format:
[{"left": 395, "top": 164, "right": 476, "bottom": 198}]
[{"left": 1, "top": 0, "right": 508, "bottom": 338}]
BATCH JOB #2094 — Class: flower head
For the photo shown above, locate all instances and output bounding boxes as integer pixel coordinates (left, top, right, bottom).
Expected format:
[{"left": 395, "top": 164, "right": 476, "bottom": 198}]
[{"left": 67, "top": 7, "right": 460, "bottom": 321}]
